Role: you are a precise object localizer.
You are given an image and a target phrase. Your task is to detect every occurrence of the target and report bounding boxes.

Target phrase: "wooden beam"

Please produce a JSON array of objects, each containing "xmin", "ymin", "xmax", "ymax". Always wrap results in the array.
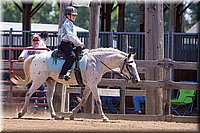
[
  {"xmin": 58, "ymin": 112, "xmax": 200, "ymax": 123},
  {"xmin": 30, "ymin": 0, "xmax": 46, "ymax": 18},
  {"xmin": 86, "ymin": 0, "xmax": 101, "ymax": 113},
  {"xmin": 12, "ymin": 1, "xmax": 23, "ymax": 12},
  {"xmin": 22, "ymin": 3, "xmax": 32, "ymax": 46},
  {"xmin": 125, "ymin": 90, "xmax": 146, "ymax": 96},
  {"xmin": 100, "ymin": 3, "xmax": 105, "ymax": 31},
  {"xmin": 99, "ymin": 79, "xmax": 163, "ymax": 88},
  {"xmin": 88, "ymin": 1, "xmax": 100, "ymax": 49},
  {"xmin": 105, "ymin": 3, "xmax": 113, "ymax": 31},
  {"xmin": 175, "ymin": 3, "xmax": 183, "ymax": 32},
  {"xmin": 55, "ymin": 0, "xmax": 71, "ymax": 113},
  {"xmin": 58, "ymin": 1, "xmax": 70, "ymax": 43},
  {"xmin": 117, "ymin": 3, "xmax": 125, "ymax": 32},
  {"xmin": 178, "ymin": 2, "xmax": 193, "ymax": 16},
  {"xmin": 2, "ymin": 59, "xmax": 198, "ymax": 71},
  {"xmin": 145, "ymin": 1, "xmax": 164, "ymax": 115},
  {"xmin": 169, "ymin": 3, "xmax": 175, "ymax": 59},
  {"xmin": 111, "ymin": 4, "xmax": 118, "ymax": 12}
]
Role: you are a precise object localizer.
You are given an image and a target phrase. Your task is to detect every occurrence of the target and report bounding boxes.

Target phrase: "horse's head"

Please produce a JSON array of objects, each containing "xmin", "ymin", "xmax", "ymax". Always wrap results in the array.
[{"xmin": 120, "ymin": 53, "xmax": 140, "ymax": 83}]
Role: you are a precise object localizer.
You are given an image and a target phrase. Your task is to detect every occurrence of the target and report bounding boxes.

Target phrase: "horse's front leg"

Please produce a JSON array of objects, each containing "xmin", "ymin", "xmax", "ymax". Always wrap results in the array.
[
  {"xmin": 91, "ymin": 86, "xmax": 109, "ymax": 122},
  {"xmin": 69, "ymin": 88, "xmax": 91, "ymax": 120},
  {"xmin": 46, "ymin": 78, "xmax": 64, "ymax": 120}
]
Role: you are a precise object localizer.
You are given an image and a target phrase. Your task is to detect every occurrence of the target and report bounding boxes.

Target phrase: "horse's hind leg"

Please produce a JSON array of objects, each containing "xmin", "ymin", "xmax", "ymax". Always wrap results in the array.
[
  {"xmin": 18, "ymin": 82, "xmax": 44, "ymax": 118},
  {"xmin": 46, "ymin": 78, "xmax": 64, "ymax": 120},
  {"xmin": 18, "ymin": 72, "xmax": 48, "ymax": 118},
  {"xmin": 69, "ymin": 87, "xmax": 91, "ymax": 120}
]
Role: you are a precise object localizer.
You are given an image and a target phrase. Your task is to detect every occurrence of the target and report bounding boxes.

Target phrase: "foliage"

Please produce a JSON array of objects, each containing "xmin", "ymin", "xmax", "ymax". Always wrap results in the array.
[
  {"xmin": 164, "ymin": 9, "xmax": 169, "ymax": 32},
  {"xmin": 2, "ymin": 2, "xmax": 22, "ymax": 22},
  {"xmin": 75, "ymin": 7, "xmax": 90, "ymax": 29},
  {"xmin": 110, "ymin": 2, "xmax": 118, "ymax": 31},
  {"xmin": 32, "ymin": 2, "xmax": 60, "ymax": 24},
  {"xmin": 183, "ymin": 2, "xmax": 200, "ymax": 32},
  {"xmin": 124, "ymin": 3, "xmax": 140, "ymax": 32}
]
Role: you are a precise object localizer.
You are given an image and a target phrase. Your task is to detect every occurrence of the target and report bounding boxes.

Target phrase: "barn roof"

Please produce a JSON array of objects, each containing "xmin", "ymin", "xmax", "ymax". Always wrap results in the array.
[
  {"xmin": 186, "ymin": 21, "xmax": 199, "ymax": 33},
  {"xmin": 0, "ymin": 21, "xmax": 88, "ymax": 32}
]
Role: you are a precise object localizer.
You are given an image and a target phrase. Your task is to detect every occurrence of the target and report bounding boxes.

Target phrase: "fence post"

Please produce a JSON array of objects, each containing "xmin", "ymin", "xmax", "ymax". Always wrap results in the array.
[
  {"xmin": 120, "ymin": 88, "xmax": 125, "ymax": 114},
  {"xmin": 145, "ymin": 2, "xmax": 164, "ymax": 115},
  {"xmin": 8, "ymin": 28, "xmax": 13, "ymax": 98},
  {"xmin": 53, "ymin": 83, "xmax": 63, "ymax": 112},
  {"xmin": 162, "ymin": 59, "xmax": 172, "ymax": 115},
  {"xmin": 9, "ymin": 28, "xmax": 13, "ymax": 58}
]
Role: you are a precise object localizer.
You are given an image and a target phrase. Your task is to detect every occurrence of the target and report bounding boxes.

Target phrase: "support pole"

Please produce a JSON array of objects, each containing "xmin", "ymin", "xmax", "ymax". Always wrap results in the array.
[
  {"xmin": 85, "ymin": 0, "xmax": 100, "ymax": 113},
  {"xmin": 145, "ymin": 1, "xmax": 164, "ymax": 115}
]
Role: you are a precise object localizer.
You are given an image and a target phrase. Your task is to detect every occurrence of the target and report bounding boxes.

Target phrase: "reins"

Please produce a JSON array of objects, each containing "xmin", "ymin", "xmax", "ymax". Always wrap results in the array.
[{"xmin": 94, "ymin": 56, "xmax": 130, "ymax": 81}]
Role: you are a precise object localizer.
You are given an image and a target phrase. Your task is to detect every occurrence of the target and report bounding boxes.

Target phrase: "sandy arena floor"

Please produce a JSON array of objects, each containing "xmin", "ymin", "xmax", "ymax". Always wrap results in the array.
[{"xmin": 1, "ymin": 111, "xmax": 199, "ymax": 132}]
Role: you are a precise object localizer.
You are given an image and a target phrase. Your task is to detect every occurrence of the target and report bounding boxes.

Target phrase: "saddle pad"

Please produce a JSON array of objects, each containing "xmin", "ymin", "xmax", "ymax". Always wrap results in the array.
[{"xmin": 46, "ymin": 49, "xmax": 89, "ymax": 72}]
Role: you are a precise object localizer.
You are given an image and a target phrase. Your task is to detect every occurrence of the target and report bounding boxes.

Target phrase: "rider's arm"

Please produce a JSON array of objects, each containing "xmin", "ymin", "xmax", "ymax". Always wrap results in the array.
[{"xmin": 62, "ymin": 20, "xmax": 83, "ymax": 46}]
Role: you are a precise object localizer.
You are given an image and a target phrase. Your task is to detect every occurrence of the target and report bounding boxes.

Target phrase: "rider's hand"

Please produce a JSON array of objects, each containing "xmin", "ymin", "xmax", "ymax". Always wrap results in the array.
[{"xmin": 80, "ymin": 43, "xmax": 85, "ymax": 48}]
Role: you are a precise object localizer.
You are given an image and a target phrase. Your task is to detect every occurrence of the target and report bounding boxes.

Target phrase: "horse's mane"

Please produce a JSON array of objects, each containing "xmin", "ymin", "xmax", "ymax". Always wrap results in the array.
[{"xmin": 90, "ymin": 48, "xmax": 127, "ymax": 57}]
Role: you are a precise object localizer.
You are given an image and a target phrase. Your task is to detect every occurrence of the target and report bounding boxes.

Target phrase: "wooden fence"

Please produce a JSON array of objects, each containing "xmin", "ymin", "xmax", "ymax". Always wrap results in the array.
[{"xmin": 60, "ymin": 58, "xmax": 199, "ymax": 122}]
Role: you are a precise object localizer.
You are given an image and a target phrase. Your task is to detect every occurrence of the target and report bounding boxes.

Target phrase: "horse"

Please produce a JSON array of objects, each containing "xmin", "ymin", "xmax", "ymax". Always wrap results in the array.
[{"xmin": 11, "ymin": 48, "xmax": 140, "ymax": 122}]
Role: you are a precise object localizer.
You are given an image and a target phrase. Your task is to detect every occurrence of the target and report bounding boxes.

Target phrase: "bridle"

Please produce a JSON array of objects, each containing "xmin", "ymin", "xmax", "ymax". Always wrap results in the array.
[
  {"xmin": 120, "ymin": 58, "xmax": 135, "ymax": 80},
  {"xmin": 95, "ymin": 56, "xmax": 133, "ymax": 81}
]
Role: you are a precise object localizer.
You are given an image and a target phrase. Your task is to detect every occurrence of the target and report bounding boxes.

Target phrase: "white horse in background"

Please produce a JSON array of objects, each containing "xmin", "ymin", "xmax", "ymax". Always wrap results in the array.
[{"xmin": 11, "ymin": 48, "xmax": 140, "ymax": 122}]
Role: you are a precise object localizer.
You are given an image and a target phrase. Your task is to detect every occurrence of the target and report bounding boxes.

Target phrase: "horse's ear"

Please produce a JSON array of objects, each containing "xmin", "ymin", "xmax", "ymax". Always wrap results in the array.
[
  {"xmin": 133, "ymin": 52, "xmax": 137, "ymax": 57},
  {"xmin": 128, "ymin": 52, "xmax": 136, "ymax": 59},
  {"xmin": 128, "ymin": 53, "xmax": 132, "ymax": 59}
]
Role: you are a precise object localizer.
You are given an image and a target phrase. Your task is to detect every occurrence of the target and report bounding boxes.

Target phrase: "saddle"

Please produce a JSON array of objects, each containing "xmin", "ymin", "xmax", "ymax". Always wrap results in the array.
[{"xmin": 51, "ymin": 46, "xmax": 85, "ymax": 86}]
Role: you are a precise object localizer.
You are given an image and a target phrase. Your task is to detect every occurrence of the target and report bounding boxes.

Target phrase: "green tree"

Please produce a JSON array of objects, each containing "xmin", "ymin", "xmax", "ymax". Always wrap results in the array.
[
  {"xmin": 183, "ymin": 2, "xmax": 200, "ymax": 32},
  {"xmin": 75, "ymin": 7, "xmax": 90, "ymax": 29},
  {"xmin": 124, "ymin": 3, "xmax": 140, "ymax": 32},
  {"xmin": 32, "ymin": 2, "xmax": 59, "ymax": 24},
  {"xmin": 164, "ymin": 9, "xmax": 169, "ymax": 32},
  {"xmin": 111, "ymin": 2, "xmax": 119, "ymax": 31},
  {"xmin": 2, "ymin": 2, "xmax": 22, "ymax": 22}
]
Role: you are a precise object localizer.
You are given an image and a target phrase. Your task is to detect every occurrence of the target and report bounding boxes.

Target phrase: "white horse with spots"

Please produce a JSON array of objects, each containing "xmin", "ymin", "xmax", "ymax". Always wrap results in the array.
[{"xmin": 11, "ymin": 48, "xmax": 140, "ymax": 122}]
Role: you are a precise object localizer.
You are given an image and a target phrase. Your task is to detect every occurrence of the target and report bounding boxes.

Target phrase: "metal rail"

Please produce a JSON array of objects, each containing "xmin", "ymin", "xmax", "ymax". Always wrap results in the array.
[{"xmin": 0, "ymin": 47, "xmax": 49, "ymax": 107}]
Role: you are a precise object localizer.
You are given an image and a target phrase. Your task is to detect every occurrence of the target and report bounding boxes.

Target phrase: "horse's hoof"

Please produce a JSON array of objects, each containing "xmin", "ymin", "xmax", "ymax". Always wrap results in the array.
[
  {"xmin": 18, "ymin": 111, "xmax": 26, "ymax": 118},
  {"xmin": 69, "ymin": 115, "xmax": 74, "ymax": 120},
  {"xmin": 18, "ymin": 111, "xmax": 25, "ymax": 118},
  {"xmin": 54, "ymin": 116, "xmax": 64, "ymax": 120},
  {"xmin": 53, "ymin": 116, "xmax": 64, "ymax": 120},
  {"xmin": 51, "ymin": 114, "xmax": 64, "ymax": 120},
  {"xmin": 103, "ymin": 118, "xmax": 109, "ymax": 122}
]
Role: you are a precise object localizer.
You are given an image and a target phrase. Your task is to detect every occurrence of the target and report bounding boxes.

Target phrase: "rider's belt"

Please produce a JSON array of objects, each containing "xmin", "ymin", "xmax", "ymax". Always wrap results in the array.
[{"xmin": 61, "ymin": 40, "xmax": 73, "ymax": 44}]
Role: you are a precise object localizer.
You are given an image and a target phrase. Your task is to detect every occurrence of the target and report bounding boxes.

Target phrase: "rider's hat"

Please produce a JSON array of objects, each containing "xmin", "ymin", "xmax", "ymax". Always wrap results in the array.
[{"xmin": 65, "ymin": 6, "xmax": 78, "ymax": 16}]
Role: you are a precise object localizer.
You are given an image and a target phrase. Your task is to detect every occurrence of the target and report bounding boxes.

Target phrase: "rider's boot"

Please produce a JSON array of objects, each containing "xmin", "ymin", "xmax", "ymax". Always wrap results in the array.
[
  {"xmin": 74, "ymin": 67, "xmax": 85, "ymax": 87},
  {"xmin": 64, "ymin": 70, "xmax": 71, "ymax": 80}
]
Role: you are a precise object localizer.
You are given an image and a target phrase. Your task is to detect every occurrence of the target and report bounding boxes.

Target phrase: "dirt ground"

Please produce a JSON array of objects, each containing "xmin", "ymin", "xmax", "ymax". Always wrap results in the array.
[{"xmin": 1, "ymin": 110, "xmax": 199, "ymax": 133}]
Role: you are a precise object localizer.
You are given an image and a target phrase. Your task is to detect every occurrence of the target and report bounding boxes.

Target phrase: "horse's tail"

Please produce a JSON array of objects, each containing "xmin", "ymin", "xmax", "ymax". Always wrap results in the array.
[{"xmin": 11, "ymin": 55, "xmax": 35, "ymax": 86}]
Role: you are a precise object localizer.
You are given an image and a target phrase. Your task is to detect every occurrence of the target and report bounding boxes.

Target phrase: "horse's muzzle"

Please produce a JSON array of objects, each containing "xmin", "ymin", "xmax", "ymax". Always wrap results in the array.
[
  {"xmin": 131, "ymin": 75, "xmax": 139, "ymax": 84},
  {"xmin": 131, "ymin": 78, "xmax": 138, "ymax": 84}
]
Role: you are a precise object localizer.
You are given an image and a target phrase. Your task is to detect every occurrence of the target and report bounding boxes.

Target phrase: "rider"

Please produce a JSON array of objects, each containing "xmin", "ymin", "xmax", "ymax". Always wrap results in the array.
[{"xmin": 58, "ymin": 6, "xmax": 85, "ymax": 80}]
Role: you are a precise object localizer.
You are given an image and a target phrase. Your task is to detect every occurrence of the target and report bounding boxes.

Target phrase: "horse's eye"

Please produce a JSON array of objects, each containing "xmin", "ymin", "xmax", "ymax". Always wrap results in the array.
[{"xmin": 127, "ymin": 64, "xmax": 132, "ymax": 67}]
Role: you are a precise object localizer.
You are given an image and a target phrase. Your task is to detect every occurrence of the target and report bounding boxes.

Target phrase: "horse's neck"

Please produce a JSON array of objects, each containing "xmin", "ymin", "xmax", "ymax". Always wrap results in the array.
[{"xmin": 92, "ymin": 51, "xmax": 125, "ymax": 70}]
